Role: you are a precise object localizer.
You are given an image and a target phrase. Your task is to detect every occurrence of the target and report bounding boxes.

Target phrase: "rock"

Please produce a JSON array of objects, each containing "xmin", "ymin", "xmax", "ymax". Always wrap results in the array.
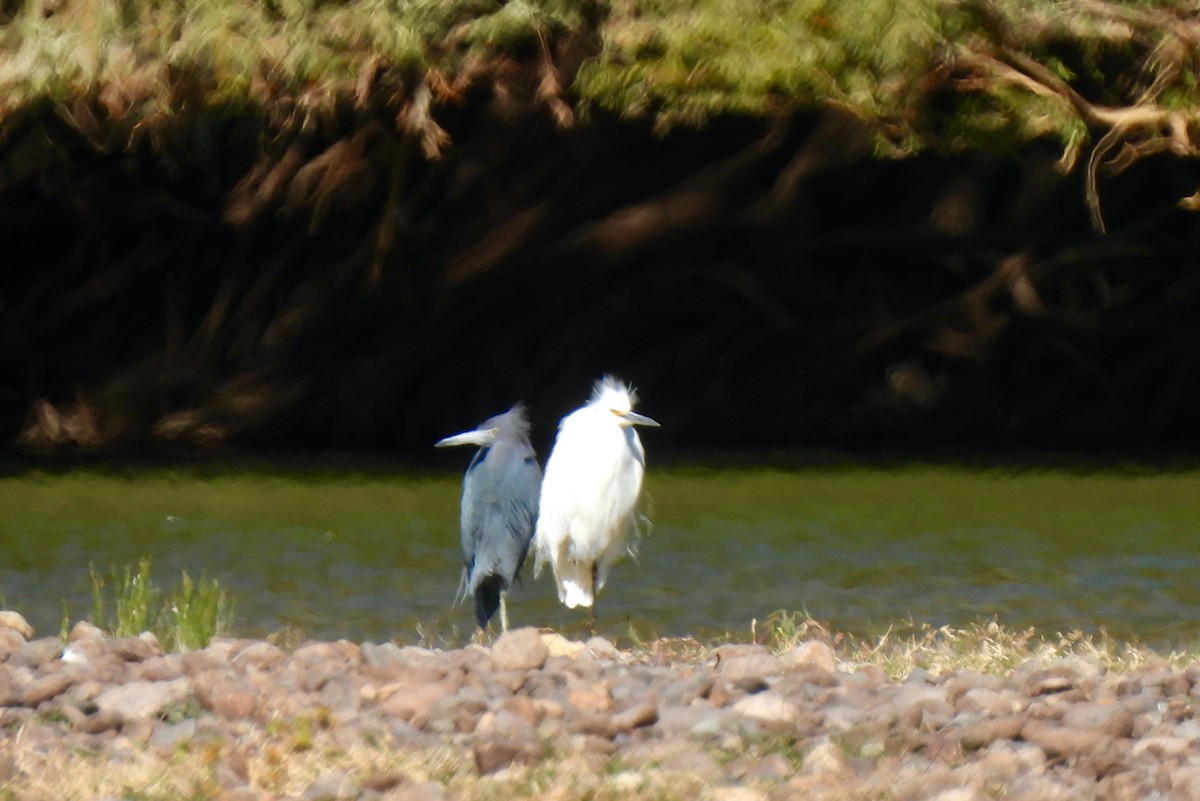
[
  {"xmin": 361, "ymin": 641, "xmax": 408, "ymax": 670},
  {"xmin": 0, "ymin": 666, "xmax": 17, "ymax": 705},
  {"xmin": 472, "ymin": 734, "xmax": 544, "ymax": 774},
  {"xmin": 977, "ymin": 740, "xmax": 1047, "ymax": 783},
  {"xmin": 0, "ymin": 629, "xmax": 25, "ymax": 660},
  {"xmin": 718, "ymin": 653, "xmax": 787, "ymax": 683},
  {"xmin": 1025, "ymin": 670, "xmax": 1075, "ymax": 696},
  {"xmin": 62, "ymin": 639, "xmax": 103, "ymax": 664},
  {"xmin": 707, "ymin": 789, "xmax": 768, "ymax": 801},
  {"xmin": 782, "ymin": 641, "xmax": 837, "ymax": 673},
  {"xmin": 135, "ymin": 655, "xmax": 185, "ymax": 682},
  {"xmin": 731, "ymin": 751, "xmax": 791, "ymax": 783},
  {"xmin": 925, "ymin": 789, "xmax": 988, "ymax": 801},
  {"xmin": 19, "ymin": 673, "xmax": 73, "ymax": 707},
  {"xmin": 231, "ymin": 641, "xmax": 286, "ymax": 671},
  {"xmin": 0, "ymin": 612, "xmax": 33, "ymax": 639},
  {"xmin": 149, "ymin": 719, "xmax": 197, "ymax": 750},
  {"xmin": 1061, "ymin": 701, "xmax": 1134, "ymax": 739},
  {"xmin": 731, "ymin": 692, "xmax": 801, "ymax": 728},
  {"xmin": 802, "ymin": 739, "xmax": 850, "ymax": 775},
  {"xmin": 715, "ymin": 644, "xmax": 771, "ymax": 661},
  {"xmin": 1167, "ymin": 765, "xmax": 1200, "ymax": 801},
  {"xmin": 542, "ymin": 632, "xmax": 585, "ymax": 658},
  {"xmin": 610, "ymin": 702, "xmax": 658, "ymax": 732},
  {"xmin": 568, "ymin": 681, "xmax": 612, "ymax": 714},
  {"xmin": 1019, "ymin": 719, "xmax": 1110, "ymax": 759},
  {"xmin": 110, "ymin": 635, "xmax": 164, "ymax": 662},
  {"xmin": 948, "ymin": 715, "xmax": 1025, "ymax": 750},
  {"xmin": 449, "ymin": 644, "xmax": 493, "ymax": 673},
  {"xmin": 955, "ymin": 687, "xmax": 1026, "ymax": 716},
  {"xmin": 67, "ymin": 621, "xmax": 105, "ymax": 643},
  {"xmin": 194, "ymin": 676, "xmax": 257, "ymax": 719},
  {"xmin": 293, "ymin": 640, "xmax": 363, "ymax": 668},
  {"xmin": 491, "ymin": 627, "xmax": 548, "ymax": 672},
  {"xmin": 1023, "ymin": 656, "xmax": 1104, "ymax": 696},
  {"xmin": 95, "ymin": 679, "xmax": 190, "ymax": 720},
  {"xmin": 662, "ymin": 671, "xmax": 715, "ymax": 706},
  {"xmin": 653, "ymin": 704, "xmax": 720, "ymax": 736},
  {"xmin": 77, "ymin": 709, "xmax": 124, "ymax": 734},
  {"xmin": 303, "ymin": 770, "xmax": 358, "ymax": 801},
  {"xmin": 942, "ymin": 671, "xmax": 1002, "ymax": 702},
  {"xmin": 1131, "ymin": 735, "xmax": 1192, "ymax": 759},
  {"xmin": 585, "ymin": 636, "xmax": 620, "ymax": 659},
  {"xmin": 362, "ymin": 772, "xmax": 409, "ymax": 793},
  {"xmin": 380, "ymin": 680, "xmax": 457, "ymax": 721},
  {"xmin": 10, "ymin": 637, "xmax": 62, "ymax": 669},
  {"xmin": 381, "ymin": 780, "xmax": 446, "ymax": 801}
]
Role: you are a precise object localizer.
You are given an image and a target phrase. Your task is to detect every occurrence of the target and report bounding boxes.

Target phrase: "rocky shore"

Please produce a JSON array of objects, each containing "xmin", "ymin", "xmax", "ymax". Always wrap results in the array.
[{"xmin": 0, "ymin": 612, "xmax": 1198, "ymax": 801}]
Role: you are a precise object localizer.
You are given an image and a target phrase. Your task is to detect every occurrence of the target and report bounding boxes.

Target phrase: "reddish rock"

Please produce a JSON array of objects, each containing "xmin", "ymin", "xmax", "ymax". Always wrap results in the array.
[
  {"xmin": 109, "ymin": 635, "xmax": 164, "ymax": 663},
  {"xmin": 95, "ymin": 679, "xmax": 190, "ymax": 720},
  {"xmin": 782, "ymin": 641, "xmax": 838, "ymax": 673},
  {"xmin": 19, "ymin": 673, "xmax": 72, "ymax": 707},
  {"xmin": 472, "ymin": 733, "xmax": 544, "ymax": 774},
  {"xmin": 491, "ymin": 627, "xmax": 548, "ymax": 672},
  {"xmin": 1061, "ymin": 702, "xmax": 1135, "ymax": 739},
  {"xmin": 380, "ymin": 680, "xmax": 457, "ymax": 722},
  {"xmin": 194, "ymin": 676, "xmax": 257, "ymax": 719},
  {"xmin": 1020, "ymin": 719, "xmax": 1111, "ymax": 759}
]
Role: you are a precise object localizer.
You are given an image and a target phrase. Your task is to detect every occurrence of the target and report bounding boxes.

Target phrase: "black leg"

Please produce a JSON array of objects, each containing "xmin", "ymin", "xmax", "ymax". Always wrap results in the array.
[{"xmin": 589, "ymin": 563, "xmax": 598, "ymax": 635}]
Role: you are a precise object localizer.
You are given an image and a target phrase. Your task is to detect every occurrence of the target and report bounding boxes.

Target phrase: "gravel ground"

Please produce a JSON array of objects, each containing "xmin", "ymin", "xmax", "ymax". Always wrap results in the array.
[{"xmin": 0, "ymin": 613, "xmax": 1198, "ymax": 800}]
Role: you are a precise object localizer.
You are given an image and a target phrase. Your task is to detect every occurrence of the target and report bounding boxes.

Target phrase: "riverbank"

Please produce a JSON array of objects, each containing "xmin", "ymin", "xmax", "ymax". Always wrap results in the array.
[
  {"xmin": 0, "ymin": 614, "xmax": 1196, "ymax": 800},
  {"xmin": 6, "ymin": 3, "xmax": 1200, "ymax": 455}
]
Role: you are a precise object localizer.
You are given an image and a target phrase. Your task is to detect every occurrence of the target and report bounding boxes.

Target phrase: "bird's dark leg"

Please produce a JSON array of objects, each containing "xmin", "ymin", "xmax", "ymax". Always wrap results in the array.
[{"xmin": 589, "ymin": 563, "xmax": 598, "ymax": 635}]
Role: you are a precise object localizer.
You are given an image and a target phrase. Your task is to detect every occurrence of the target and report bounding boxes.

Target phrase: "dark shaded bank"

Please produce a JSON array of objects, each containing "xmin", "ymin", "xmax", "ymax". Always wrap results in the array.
[{"xmin": 3, "ymin": 89, "xmax": 1200, "ymax": 458}]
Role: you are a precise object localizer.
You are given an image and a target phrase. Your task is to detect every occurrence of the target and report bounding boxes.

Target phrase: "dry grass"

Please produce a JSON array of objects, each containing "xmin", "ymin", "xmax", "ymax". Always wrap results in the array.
[
  {"xmin": 3, "ymin": 723, "xmax": 705, "ymax": 801},
  {"xmin": 756, "ymin": 610, "xmax": 1196, "ymax": 680},
  {"xmin": 620, "ymin": 610, "xmax": 1199, "ymax": 680}
]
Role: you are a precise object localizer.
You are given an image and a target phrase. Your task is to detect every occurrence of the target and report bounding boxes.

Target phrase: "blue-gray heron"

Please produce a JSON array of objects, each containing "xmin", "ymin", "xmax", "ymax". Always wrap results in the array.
[
  {"xmin": 435, "ymin": 404, "xmax": 541, "ymax": 630},
  {"xmin": 534, "ymin": 376, "xmax": 659, "ymax": 612}
]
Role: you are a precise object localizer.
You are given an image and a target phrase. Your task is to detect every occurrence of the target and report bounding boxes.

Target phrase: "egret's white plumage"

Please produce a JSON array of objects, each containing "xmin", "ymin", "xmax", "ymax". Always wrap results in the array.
[{"xmin": 534, "ymin": 376, "xmax": 659, "ymax": 609}]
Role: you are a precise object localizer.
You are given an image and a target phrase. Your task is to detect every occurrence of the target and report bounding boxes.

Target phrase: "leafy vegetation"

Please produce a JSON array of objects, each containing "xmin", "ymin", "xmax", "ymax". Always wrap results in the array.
[
  {"xmin": 80, "ymin": 557, "xmax": 234, "ymax": 652},
  {"xmin": 2, "ymin": 0, "xmax": 1198, "ymax": 150}
]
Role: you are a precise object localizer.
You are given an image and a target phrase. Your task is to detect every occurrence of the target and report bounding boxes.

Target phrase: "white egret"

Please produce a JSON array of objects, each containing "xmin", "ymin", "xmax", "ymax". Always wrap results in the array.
[{"xmin": 534, "ymin": 376, "xmax": 659, "ymax": 612}]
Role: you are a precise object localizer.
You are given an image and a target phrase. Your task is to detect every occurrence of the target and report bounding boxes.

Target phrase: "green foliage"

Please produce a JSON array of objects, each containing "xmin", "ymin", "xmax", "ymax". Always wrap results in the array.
[
  {"xmin": 1, "ymin": 0, "xmax": 1198, "ymax": 157},
  {"xmin": 83, "ymin": 557, "xmax": 235, "ymax": 652}
]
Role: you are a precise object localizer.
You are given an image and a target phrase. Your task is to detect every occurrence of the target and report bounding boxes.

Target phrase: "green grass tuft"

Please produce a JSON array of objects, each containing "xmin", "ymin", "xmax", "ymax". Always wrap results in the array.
[{"xmin": 78, "ymin": 556, "xmax": 234, "ymax": 652}]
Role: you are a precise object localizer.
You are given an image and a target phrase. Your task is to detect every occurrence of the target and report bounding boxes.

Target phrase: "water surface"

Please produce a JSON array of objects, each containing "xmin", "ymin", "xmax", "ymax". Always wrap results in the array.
[{"xmin": 2, "ymin": 461, "xmax": 1199, "ymax": 646}]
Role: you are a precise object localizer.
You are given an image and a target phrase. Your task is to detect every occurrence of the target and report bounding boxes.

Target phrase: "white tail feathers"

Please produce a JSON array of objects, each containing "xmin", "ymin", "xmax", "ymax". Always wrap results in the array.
[
  {"xmin": 561, "ymin": 579, "xmax": 594, "ymax": 609},
  {"xmin": 556, "ymin": 560, "xmax": 595, "ymax": 608}
]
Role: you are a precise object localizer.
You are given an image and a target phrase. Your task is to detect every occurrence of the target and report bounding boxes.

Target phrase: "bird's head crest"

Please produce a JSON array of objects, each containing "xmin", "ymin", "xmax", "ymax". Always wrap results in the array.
[
  {"xmin": 589, "ymin": 375, "xmax": 638, "ymax": 412},
  {"xmin": 485, "ymin": 403, "xmax": 532, "ymax": 436}
]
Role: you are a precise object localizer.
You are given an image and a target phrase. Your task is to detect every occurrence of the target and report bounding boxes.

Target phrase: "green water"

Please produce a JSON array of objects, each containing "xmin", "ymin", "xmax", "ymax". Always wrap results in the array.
[{"xmin": 2, "ymin": 461, "xmax": 1199, "ymax": 645}]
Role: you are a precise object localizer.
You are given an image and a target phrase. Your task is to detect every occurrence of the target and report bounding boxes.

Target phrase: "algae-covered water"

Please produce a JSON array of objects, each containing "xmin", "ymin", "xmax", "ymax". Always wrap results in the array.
[{"xmin": 1, "ymin": 459, "xmax": 1199, "ymax": 645}]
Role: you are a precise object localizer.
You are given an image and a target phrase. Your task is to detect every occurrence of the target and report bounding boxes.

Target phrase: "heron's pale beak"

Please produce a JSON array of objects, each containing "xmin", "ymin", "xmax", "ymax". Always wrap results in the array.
[
  {"xmin": 435, "ymin": 429, "xmax": 494, "ymax": 448},
  {"xmin": 621, "ymin": 411, "xmax": 660, "ymax": 428}
]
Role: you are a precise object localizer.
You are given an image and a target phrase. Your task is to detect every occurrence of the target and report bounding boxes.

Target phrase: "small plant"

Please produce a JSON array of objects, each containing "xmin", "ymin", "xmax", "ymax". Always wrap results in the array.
[
  {"xmin": 166, "ymin": 570, "xmax": 235, "ymax": 653},
  {"xmin": 78, "ymin": 557, "xmax": 234, "ymax": 652},
  {"xmin": 759, "ymin": 608, "xmax": 836, "ymax": 651},
  {"xmin": 91, "ymin": 558, "xmax": 159, "ymax": 638}
]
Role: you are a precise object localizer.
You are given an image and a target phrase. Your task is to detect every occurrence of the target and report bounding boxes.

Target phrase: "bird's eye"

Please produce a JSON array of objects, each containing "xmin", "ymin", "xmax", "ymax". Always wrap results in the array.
[{"xmin": 610, "ymin": 409, "xmax": 625, "ymax": 416}]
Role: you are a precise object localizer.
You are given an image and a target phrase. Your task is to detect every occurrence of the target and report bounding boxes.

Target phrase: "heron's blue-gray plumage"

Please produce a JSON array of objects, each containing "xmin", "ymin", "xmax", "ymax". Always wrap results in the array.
[{"xmin": 442, "ymin": 405, "xmax": 541, "ymax": 628}]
